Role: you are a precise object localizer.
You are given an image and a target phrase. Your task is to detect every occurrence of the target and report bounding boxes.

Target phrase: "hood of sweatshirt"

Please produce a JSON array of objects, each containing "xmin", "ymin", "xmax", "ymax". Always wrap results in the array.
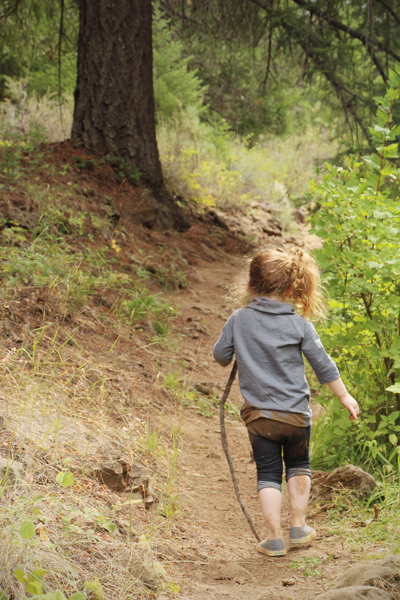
[{"xmin": 245, "ymin": 296, "xmax": 295, "ymax": 315}]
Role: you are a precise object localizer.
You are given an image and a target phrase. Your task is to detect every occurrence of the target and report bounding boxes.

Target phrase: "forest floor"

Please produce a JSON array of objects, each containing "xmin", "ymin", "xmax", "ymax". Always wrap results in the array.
[{"xmin": 0, "ymin": 141, "xmax": 396, "ymax": 600}]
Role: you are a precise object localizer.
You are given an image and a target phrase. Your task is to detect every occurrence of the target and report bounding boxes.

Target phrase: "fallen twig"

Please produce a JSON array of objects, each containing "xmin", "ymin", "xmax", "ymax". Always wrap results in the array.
[{"xmin": 219, "ymin": 360, "xmax": 261, "ymax": 542}]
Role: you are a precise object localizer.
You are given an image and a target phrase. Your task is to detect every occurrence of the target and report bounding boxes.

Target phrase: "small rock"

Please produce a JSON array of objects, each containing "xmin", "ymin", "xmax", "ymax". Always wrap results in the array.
[
  {"xmin": 312, "ymin": 465, "xmax": 376, "ymax": 500},
  {"xmin": 314, "ymin": 586, "xmax": 393, "ymax": 600},
  {"xmin": 206, "ymin": 209, "xmax": 230, "ymax": 231},
  {"xmin": 192, "ymin": 322, "xmax": 210, "ymax": 335},
  {"xmin": 207, "ymin": 452, "xmax": 221, "ymax": 460},
  {"xmin": 93, "ymin": 459, "xmax": 131, "ymax": 492},
  {"xmin": 93, "ymin": 460, "xmax": 143, "ymax": 493},
  {"xmin": 128, "ymin": 554, "xmax": 159, "ymax": 590},
  {"xmin": 217, "ymin": 562, "xmax": 256, "ymax": 585},
  {"xmin": 333, "ymin": 565, "xmax": 394, "ymax": 589},
  {"xmin": 194, "ymin": 382, "xmax": 217, "ymax": 396},
  {"xmin": 281, "ymin": 579, "xmax": 296, "ymax": 586},
  {"xmin": 191, "ymin": 304, "xmax": 213, "ymax": 315}
]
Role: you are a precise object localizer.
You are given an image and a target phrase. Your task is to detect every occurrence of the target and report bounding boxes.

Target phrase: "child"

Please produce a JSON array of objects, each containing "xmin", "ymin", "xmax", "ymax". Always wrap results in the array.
[{"xmin": 213, "ymin": 248, "xmax": 359, "ymax": 557}]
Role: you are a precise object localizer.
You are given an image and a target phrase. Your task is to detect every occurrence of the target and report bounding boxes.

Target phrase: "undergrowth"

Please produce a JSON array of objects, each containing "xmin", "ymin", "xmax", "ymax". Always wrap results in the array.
[
  {"xmin": 1, "ymin": 77, "xmax": 337, "ymax": 226},
  {"xmin": 0, "ymin": 325, "xmax": 186, "ymax": 599},
  {"xmin": 158, "ymin": 108, "xmax": 337, "ymax": 221}
]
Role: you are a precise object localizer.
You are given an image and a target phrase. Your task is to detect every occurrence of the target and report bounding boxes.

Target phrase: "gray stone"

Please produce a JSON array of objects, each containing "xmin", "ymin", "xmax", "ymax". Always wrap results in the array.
[
  {"xmin": 0, "ymin": 458, "xmax": 23, "ymax": 491},
  {"xmin": 13, "ymin": 412, "xmax": 108, "ymax": 455},
  {"xmin": 127, "ymin": 549, "xmax": 163, "ymax": 591},
  {"xmin": 380, "ymin": 555, "xmax": 400, "ymax": 571},
  {"xmin": 93, "ymin": 459, "xmax": 131, "ymax": 492},
  {"xmin": 92, "ymin": 460, "xmax": 144, "ymax": 493},
  {"xmin": 314, "ymin": 586, "xmax": 393, "ymax": 600},
  {"xmin": 312, "ymin": 465, "xmax": 376, "ymax": 500},
  {"xmin": 333, "ymin": 565, "xmax": 394, "ymax": 589},
  {"xmin": 217, "ymin": 562, "xmax": 257, "ymax": 585}
]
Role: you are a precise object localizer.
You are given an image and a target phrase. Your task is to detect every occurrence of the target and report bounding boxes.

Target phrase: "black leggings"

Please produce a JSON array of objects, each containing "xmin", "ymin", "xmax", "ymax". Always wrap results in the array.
[{"xmin": 247, "ymin": 418, "xmax": 311, "ymax": 492}]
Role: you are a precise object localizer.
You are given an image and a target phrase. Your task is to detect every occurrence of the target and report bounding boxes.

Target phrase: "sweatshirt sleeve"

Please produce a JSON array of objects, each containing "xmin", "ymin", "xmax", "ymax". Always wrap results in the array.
[
  {"xmin": 213, "ymin": 313, "xmax": 235, "ymax": 367},
  {"xmin": 301, "ymin": 321, "xmax": 340, "ymax": 384}
]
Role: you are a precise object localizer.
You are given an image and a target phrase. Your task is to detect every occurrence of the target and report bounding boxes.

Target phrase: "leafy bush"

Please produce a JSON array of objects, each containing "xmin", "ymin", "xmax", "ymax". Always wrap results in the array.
[{"xmin": 310, "ymin": 67, "xmax": 400, "ymax": 468}]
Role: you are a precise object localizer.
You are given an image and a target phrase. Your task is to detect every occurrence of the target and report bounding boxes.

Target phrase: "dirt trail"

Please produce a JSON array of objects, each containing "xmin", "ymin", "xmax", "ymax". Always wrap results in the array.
[{"xmin": 162, "ymin": 249, "xmax": 364, "ymax": 600}]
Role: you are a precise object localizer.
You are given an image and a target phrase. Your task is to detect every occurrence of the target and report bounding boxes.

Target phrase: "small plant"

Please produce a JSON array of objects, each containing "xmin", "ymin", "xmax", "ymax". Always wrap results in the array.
[
  {"xmin": 106, "ymin": 156, "xmax": 141, "ymax": 185},
  {"xmin": 73, "ymin": 156, "xmax": 96, "ymax": 170},
  {"xmin": 289, "ymin": 556, "xmax": 323, "ymax": 578},
  {"xmin": 137, "ymin": 429, "xmax": 166, "ymax": 459},
  {"xmin": 55, "ymin": 471, "xmax": 74, "ymax": 488},
  {"xmin": 14, "ymin": 569, "xmax": 85, "ymax": 599},
  {"xmin": 163, "ymin": 370, "xmax": 185, "ymax": 393},
  {"xmin": 84, "ymin": 578, "xmax": 104, "ymax": 600},
  {"xmin": 119, "ymin": 289, "xmax": 175, "ymax": 325}
]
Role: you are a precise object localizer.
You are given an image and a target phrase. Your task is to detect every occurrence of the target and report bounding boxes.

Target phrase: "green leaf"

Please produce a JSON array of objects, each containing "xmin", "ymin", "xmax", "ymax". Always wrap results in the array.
[
  {"xmin": 389, "ymin": 434, "xmax": 398, "ymax": 446},
  {"xmin": 55, "ymin": 471, "xmax": 64, "ymax": 485},
  {"xmin": 70, "ymin": 593, "xmax": 86, "ymax": 600},
  {"xmin": 32, "ymin": 569, "xmax": 46, "ymax": 579},
  {"xmin": 25, "ymin": 580, "xmax": 42, "ymax": 595},
  {"xmin": 0, "ymin": 589, "xmax": 9, "ymax": 600},
  {"xmin": 56, "ymin": 471, "xmax": 74, "ymax": 488},
  {"xmin": 14, "ymin": 569, "xmax": 27, "ymax": 584},
  {"xmin": 29, "ymin": 569, "xmax": 46, "ymax": 582},
  {"xmin": 386, "ymin": 383, "xmax": 400, "ymax": 393},
  {"xmin": 19, "ymin": 520, "xmax": 35, "ymax": 540}
]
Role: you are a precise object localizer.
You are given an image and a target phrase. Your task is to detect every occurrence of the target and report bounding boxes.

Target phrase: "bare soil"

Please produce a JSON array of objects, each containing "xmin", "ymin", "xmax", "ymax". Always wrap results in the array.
[
  {"xmin": 0, "ymin": 141, "xmax": 387, "ymax": 599},
  {"xmin": 160, "ymin": 252, "xmax": 372, "ymax": 600}
]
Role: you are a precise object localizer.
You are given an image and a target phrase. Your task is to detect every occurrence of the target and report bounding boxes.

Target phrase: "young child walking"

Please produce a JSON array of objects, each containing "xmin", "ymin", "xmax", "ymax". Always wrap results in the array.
[{"xmin": 213, "ymin": 248, "xmax": 359, "ymax": 557}]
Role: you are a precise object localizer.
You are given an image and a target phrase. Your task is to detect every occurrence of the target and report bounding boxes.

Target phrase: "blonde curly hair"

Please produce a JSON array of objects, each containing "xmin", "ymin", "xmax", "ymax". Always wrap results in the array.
[{"xmin": 230, "ymin": 247, "xmax": 325, "ymax": 320}]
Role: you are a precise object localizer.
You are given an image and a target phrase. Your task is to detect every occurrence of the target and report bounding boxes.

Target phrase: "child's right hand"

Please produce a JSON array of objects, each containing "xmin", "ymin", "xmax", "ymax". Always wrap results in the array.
[{"xmin": 339, "ymin": 393, "xmax": 359, "ymax": 420}]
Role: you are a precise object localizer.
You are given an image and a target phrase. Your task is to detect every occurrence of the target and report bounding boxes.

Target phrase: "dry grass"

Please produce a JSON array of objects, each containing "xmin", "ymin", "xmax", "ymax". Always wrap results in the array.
[
  {"xmin": 0, "ymin": 79, "xmax": 72, "ymax": 143},
  {"xmin": 0, "ymin": 322, "xmax": 185, "ymax": 599}
]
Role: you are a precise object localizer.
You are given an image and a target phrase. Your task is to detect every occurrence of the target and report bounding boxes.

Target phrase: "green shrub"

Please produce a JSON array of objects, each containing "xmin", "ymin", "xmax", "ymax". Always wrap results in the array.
[
  {"xmin": 310, "ymin": 67, "xmax": 400, "ymax": 468},
  {"xmin": 153, "ymin": 3, "xmax": 205, "ymax": 121}
]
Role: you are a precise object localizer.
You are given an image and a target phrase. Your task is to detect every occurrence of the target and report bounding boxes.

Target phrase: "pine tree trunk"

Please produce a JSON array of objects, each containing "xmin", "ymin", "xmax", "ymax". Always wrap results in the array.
[{"xmin": 71, "ymin": 0, "xmax": 188, "ymax": 231}]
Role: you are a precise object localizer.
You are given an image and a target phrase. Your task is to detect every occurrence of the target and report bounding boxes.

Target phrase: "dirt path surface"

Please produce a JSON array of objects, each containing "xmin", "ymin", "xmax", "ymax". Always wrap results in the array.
[{"xmin": 161, "ymin": 248, "xmax": 366, "ymax": 600}]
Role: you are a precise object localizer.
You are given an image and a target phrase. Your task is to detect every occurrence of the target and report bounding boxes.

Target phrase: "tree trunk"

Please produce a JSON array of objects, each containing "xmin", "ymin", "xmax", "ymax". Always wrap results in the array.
[{"xmin": 71, "ymin": 0, "xmax": 188, "ymax": 231}]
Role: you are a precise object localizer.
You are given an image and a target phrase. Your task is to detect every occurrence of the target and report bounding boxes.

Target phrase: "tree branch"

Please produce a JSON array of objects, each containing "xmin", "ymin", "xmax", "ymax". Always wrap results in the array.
[
  {"xmin": 292, "ymin": 0, "xmax": 400, "ymax": 64},
  {"xmin": 249, "ymin": 0, "xmax": 372, "ymax": 140},
  {"xmin": 375, "ymin": 0, "xmax": 400, "ymax": 28},
  {"xmin": 0, "ymin": 0, "xmax": 22, "ymax": 19}
]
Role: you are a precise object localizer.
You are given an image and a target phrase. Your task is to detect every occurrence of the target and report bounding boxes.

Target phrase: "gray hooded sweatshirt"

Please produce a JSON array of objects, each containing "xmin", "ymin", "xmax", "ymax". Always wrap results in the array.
[{"xmin": 213, "ymin": 297, "xmax": 339, "ymax": 427}]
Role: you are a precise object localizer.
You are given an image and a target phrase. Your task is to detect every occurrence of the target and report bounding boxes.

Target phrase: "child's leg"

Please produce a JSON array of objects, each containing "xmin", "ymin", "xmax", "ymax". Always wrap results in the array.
[
  {"xmin": 283, "ymin": 425, "xmax": 312, "ymax": 529},
  {"xmin": 259, "ymin": 487, "xmax": 282, "ymax": 539},
  {"xmin": 247, "ymin": 419, "xmax": 285, "ymax": 540},
  {"xmin": 287, "ymin": 475, "xmax": 311, "ymax": 527}
]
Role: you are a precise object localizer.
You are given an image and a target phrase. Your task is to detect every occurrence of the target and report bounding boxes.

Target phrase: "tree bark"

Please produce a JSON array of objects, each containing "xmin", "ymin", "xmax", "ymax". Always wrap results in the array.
[{"xmin": 71, "ymin": 0, "xmax": 189, "ymax": 231}]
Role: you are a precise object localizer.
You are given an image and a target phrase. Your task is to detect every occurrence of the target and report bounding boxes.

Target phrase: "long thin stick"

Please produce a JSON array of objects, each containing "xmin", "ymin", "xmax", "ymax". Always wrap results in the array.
[{"xmin": 219, "ymin": 361, "xmax": 261, "ymax": 542}]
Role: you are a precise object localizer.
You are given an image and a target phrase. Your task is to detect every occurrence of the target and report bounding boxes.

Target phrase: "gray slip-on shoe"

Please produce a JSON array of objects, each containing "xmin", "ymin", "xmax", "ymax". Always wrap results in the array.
[
  {"xmin": 257, "ymin": 537, "xmax": 287, "ymax": 557},
  {"xmin": 289, "ymin": 524, "xmax": 316, "ymax": 545}
]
